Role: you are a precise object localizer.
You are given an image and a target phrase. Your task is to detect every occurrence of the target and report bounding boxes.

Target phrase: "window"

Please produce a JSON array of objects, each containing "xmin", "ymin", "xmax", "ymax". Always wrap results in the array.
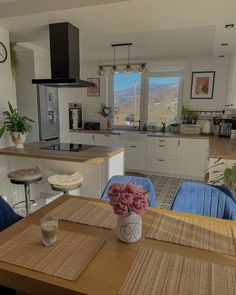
[
  {"xmin": 113, "ymin": 73, "xmax": 141, "ymax": 127},
  {"xmin": 147, "ymin": 76, "xmax": 182, "ymax": 126},
  {"xmin": 111, "ymin": 72, "xmax": 182, "ymax": 128}
]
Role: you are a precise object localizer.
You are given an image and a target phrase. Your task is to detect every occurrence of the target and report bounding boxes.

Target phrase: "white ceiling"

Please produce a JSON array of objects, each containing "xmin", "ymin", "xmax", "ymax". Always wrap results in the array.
[{"xmin": 0, "ymin": 0, "xmax": 236, "ymax": 62}]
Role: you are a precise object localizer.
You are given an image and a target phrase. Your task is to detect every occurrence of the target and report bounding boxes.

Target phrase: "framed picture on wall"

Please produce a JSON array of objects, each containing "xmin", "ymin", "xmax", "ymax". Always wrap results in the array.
[
  {"xmin": 190, "ymin": 71, "xmax": 215, "ymax": 99},
  {"xmin": 87, "ymin": 78, "xmax": 100, "ymax": 96}
]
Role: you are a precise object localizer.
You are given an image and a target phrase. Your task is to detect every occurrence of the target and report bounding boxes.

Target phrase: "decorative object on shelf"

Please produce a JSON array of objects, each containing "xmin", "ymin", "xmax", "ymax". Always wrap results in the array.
[
  {"xmin": 87, "ymin": 78, "xmax": 100, "ymax": 96},
  {"xmin": 108, "ymin": 182, "xmax": 148, "ymax": 243},
  {"xmin": 97, "ymin": 43, "xmax": 147, "ymax": 76},
  {"xmin": 190, "ymin": 71, "xmax": 215, "ymax": 99},
  {"xmin": 205, "ymin": 159, "xmax": 236, "ymax": 199},
  {"xmin": 0, "ymin": 41, "xmax": 7, "ymax": 63},
  {"xmin": 98, "ymin": 104, "xmax": 113, "ymax": 129},
  {"xmin": 10, "ymin": 42, "xmax": 20, "ymax": 79},
  {"xmin": 161, "ymin": 121, "xmax": 166, "ymax": 133},
  {"xmin": 0, "ymin": 101, "xmax": 34, "ymax": 148}
]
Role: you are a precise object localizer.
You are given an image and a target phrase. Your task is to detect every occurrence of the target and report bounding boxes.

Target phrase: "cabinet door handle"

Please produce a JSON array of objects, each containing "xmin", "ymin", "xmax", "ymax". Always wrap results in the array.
[
  {"xmin": 104, "ymin": 134, "xmax": 110, "ymax": 137},
  {"xmin": 92, "ymin": 135, "xmax": 95, "ymax": 141},
  {"xmin": 178, "ymin": 139, "xmax": 180, "ymax": 146},
  {"xmin": 130, "ymin": 145, "xmax": 137, "ymax": 148},
  {"xmin": 158, "ymin": 159, "xmax": 165, "ymax": 162},
  {"xmin": 158, "ymin": 140, "xmax": 166, "ymax": 142},
  {"xmin": 158, "ymin": 145, "xmax": 165, "ymax": 147}
]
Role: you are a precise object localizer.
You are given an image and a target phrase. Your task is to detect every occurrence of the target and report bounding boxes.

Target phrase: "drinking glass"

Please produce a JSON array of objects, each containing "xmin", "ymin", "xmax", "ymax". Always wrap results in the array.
[{"xmin": 40, "ymin": 216, "xmax": 58, "ymax": 247}]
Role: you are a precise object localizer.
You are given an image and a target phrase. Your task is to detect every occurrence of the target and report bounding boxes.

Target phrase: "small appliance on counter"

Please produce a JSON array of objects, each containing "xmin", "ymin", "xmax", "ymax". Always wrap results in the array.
[
  {"xmin": 69, "ymin": 103, "xmax": 82, "ymax": 130},
  {"xmin": 202, "ymin": 120, "xmax": 212, "ymax": 134},
  {"xmin": 218, "ymin": 119, "xmax": 232, "ymax": 137},
  {"xmin": 84, "ymin": 122, "xmax": 100, "ymax": 130}
]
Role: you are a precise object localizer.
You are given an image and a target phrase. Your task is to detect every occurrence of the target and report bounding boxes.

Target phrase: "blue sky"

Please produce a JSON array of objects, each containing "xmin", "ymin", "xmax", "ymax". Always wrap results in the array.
[{"xmin": 114, "ymin": 73, "xmax": 180, "ymax": 91}]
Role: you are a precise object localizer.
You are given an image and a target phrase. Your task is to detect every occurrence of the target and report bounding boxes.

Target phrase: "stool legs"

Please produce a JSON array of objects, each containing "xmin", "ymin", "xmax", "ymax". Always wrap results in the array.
[{"xmin": 24, "ymin": 183, "xmax": 31, "ymax": 216}]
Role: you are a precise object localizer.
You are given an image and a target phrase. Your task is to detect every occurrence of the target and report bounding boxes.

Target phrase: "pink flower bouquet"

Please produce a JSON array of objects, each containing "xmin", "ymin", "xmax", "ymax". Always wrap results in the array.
[{"xmin": 108, "ymin": 183, "xmax": 149, "ymax": 216}]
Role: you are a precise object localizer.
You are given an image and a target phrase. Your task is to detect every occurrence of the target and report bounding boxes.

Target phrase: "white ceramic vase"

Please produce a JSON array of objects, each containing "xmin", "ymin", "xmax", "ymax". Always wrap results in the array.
[
  {"xmin": 10, "ymin": 132, "xmax": 26, "ymax": 149},
  {"xmin": 116, "ymin": 212, "xmax": 142, "ymax": 243}
]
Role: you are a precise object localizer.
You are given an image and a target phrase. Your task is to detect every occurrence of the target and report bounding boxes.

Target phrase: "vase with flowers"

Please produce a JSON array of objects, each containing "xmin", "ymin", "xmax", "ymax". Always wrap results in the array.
[{"xmin": 108, "ymin": 182, "xmax": 148, "ymax": 243}]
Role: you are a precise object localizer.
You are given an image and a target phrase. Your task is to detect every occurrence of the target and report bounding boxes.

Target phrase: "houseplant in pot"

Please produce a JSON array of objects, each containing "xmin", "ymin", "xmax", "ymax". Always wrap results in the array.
[
  {"xmin": 0, "ymin": 101, "xmax": 34, "ymax": 148},
  {"xmin": 108, "ymin": 182, "xmax": 148, "ymax": 243}
]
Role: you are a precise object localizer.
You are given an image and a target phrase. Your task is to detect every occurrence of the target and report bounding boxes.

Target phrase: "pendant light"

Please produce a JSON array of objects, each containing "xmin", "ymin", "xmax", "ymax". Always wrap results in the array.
[
  {"xmin": 124, "ymin": 44, "xmax": 133, "ymax": 73},
  {"xmin": 98, "ymin": 66, "xmax": 105, "ymax": 76},
  {"xmin": 139, "ymin": 63, "xmax": 147, "ymax": 73},
  {"xmin": 111, "ymin": 45, "xmax": 119, "ymax": 74}
]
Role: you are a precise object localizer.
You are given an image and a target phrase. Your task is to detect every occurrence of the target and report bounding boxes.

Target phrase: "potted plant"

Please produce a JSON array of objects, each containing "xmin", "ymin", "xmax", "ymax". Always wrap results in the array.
[
  {"xmin": 98, "ymin": 104, "xmax": 113, "ymax": 129},
  {"xmin": 204, "ymin": 158, "xmax": 236, "ymax": 199},
  {"xmin": 108, "ymin": 182, "xmax": 148, "ymax": 243},
  {"xmin": 0, "ymin": 101, "xmax": 34, "ymax": 148}
]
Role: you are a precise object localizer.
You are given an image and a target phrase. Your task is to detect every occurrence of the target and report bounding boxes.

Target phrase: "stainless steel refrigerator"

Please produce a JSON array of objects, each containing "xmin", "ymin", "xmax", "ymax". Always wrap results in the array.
[
  {"xmin": 17, "ymin": 84, "xmax": 60, "ymax": 143},
  {"xmin": 37, "ymin": 85, "xmax": 60, "ymax": 141}
]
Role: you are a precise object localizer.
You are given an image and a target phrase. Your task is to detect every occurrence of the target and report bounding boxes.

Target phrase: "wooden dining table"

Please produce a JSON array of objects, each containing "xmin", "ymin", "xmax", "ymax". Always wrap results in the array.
[{"xmin": 0, "ymin": 195, "xmax": 236, "ymax": 295}]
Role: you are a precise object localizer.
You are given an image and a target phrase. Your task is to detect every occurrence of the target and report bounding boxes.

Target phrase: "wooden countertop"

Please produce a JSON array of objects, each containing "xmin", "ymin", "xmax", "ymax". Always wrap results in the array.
[
  {"xmin": 0, "ymin": 195, "xmax": 235, "ymax": 295},
  {"xmin": 0, "ymin": 142, "xmax": 124, "ymax": 165},
  {"xmin": 71, "ymin": 129, "xmax": 209, "ymax": 140},
  {"xmin": 209, "ymin": 136, "xmax": 236, "ymax": 160}
]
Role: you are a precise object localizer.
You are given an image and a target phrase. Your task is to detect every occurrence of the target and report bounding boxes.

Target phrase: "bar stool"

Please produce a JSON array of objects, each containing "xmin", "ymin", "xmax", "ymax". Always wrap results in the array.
[
  {"xmin": 8, "ymin": 167, "xmax": 42, "ymax": 216},
  {"xmin": 48, "ymin": 172, "xmax": 84, "ymax": 194}
]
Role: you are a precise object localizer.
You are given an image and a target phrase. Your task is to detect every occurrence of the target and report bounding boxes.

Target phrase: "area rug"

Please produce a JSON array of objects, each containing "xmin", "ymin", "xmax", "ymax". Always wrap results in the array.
[{"xmin": 147, "ymin": 175, "xmax": 201, "ymax": 209}]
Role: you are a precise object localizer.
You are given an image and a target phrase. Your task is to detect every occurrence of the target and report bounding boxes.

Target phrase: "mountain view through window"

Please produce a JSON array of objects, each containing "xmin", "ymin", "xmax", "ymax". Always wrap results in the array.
[{"xmin": 113, "ymin": 73, "xmax": 181, "ymax": 127}]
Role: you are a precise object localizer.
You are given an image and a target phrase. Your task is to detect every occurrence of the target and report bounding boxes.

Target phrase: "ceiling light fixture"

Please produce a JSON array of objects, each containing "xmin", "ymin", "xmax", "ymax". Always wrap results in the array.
[
  {"xmin": 97, "ymin": 43, "xmax": 147, "ymax": 76},
  {"xmin": 225, "ymin": 24, "xmax": 234, "ymax": 29}
]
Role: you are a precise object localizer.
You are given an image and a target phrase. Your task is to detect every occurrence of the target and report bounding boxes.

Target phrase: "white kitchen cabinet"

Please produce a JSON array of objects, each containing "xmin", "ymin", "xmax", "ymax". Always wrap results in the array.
[
  {"xmin": 176, "ymin": 138, "xmax": 209, "ymax": 179},
  {"xmin": 71, "ymin": 133, "xmax": 95, "ymax": 145},
  {"xmin": 147, "ymin": 137, "xmax": 178, "ymax": 175},
  {"xmin": 94, "ymin": 134, "xmax": 119, "ymax": 146},
  {"xmin": 124, "ymin": 144, "xmax": 147, "ymax": 171}
]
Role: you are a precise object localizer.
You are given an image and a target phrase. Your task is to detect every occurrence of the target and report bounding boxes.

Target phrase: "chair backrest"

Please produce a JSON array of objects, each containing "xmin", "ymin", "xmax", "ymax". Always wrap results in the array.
[
  {"xmin": 171, "ymin": 182, "xmax": 236, "ymax": 220},
  {"xmin": 0, "ymin": 196, "xmax": 23, "ymax": 231},
  {"xmin": 101, "ymin": 175, "xmax": 157, "ymax": 207}
]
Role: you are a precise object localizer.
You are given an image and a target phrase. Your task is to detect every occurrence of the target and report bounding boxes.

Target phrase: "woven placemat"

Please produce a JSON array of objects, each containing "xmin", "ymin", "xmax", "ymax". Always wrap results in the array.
[
  {"xmin": 146, "ymin": 212, "xmax": 236, "ymax": 256},
  {"xmin": 45, "ymin": 198, "xmax": 116, "ymax": 230},
  {"xmin": 119, "ymin": 247, "xmax": 236, "ymax": 295},
  {"xmin": 0, "ymin": 224, "xmax": 104, "ymax": 281}
]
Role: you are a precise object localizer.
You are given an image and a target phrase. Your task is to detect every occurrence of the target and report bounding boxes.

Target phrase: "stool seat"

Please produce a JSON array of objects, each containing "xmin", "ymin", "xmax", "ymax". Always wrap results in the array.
[
  {"xmin": 48, "ymin": 172, "xmax": 83, "ymax": 194},
  {"xmin": 8, "ymin": 168, "xmax": 42, "ymax": 183}
]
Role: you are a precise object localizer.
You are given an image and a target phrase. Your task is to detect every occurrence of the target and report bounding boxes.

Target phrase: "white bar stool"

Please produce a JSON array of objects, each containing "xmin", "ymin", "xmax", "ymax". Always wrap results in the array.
[{"xmin": 48, "ymin": 172, "xmax": 84, "ymax": 194}]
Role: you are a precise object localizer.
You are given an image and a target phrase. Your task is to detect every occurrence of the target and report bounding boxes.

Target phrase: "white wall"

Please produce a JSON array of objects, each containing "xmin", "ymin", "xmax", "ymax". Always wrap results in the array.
[
  {"xmin": 58, "ymin": 55, "xmax": 230, "ymax": 137},
  {"xmin": 0, "ymin": 27, "xmax": 17, "ymax": 203}
]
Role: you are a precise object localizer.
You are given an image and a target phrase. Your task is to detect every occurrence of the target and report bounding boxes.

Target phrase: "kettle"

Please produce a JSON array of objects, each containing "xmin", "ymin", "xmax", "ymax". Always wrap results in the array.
[{"xmin": 202, "ymin": 120, "xmax": 211, "ymax": 134}]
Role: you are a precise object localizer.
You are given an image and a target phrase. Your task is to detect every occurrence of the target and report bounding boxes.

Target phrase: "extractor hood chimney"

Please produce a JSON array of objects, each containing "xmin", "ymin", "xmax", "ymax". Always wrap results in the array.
[{"xmin": 32, "ymin": 22, "xmax": 95, "ymax": 88}]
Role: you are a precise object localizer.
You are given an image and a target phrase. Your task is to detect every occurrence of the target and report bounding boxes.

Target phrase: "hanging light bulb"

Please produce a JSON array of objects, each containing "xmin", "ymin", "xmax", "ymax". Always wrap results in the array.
[
  {"xmin": 98, "ymin": 66, "xmax": 105, "ymax": 76},
  {"xmin": 124, "ymin": 44, "xmax": 133, "ymax": 73},
  {"xmin": 139, "ymin": 63, "xmax": 147, "ymax": 73},
  {"xmin": 111, "ymin": 65, "xmax": 119, "ymax": 74}
]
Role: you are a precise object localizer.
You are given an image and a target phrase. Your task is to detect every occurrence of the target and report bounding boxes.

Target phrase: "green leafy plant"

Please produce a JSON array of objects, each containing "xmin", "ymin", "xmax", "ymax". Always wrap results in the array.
[
  {"xmin": 10, "ymin": 42, "xmax": 20, "ymax": 79},
  {"xmin": 0, "ymin": 101, "xmax": 34, "ymax": 137},
  {"xmin": 160, "ymin": 121, "xmax": 166, "ymax": 133},
  {"xmin": 204, "ymin": 158, "xmax": 236, "ymax": 199},
  {"xmin": 181, "ymin": 105, "xmax": 198, "ymax": 124}
]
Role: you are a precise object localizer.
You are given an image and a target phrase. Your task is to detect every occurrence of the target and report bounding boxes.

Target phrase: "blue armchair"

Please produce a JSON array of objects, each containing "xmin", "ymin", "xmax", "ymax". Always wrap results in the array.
[
  {"xmin": 0, "ymin": 196, "xmax": 23, "ymax": 232},
  {"xmin": 171, "ymin": 182, "xmax": 236, "ymax": 220},
  {"xmin": 101, "ymin": 175, "xmax": 157, "ymax": 207}
]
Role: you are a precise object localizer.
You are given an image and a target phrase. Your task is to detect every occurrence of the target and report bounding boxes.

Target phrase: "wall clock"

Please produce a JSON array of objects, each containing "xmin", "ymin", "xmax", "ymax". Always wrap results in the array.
[{"xmin": 0, "ymin": 42, "xmax": 7, "ymax": 63}]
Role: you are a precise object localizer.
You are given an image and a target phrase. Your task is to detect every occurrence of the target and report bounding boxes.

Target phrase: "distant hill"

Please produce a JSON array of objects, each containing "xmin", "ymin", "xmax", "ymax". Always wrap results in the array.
[
  {"xmin": 114, "ymin": 83, "xmax": 177, "ymax": 104},
  {"xmin": 114, "ymin": 82, "xmax": 179, "ymax": 126}
]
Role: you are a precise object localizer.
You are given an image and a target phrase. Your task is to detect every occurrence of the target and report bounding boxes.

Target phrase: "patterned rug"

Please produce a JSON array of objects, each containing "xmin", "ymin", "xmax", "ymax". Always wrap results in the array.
[{"xmin": 148, "ymin": 175, "xmax": 194, "ymax": 209}]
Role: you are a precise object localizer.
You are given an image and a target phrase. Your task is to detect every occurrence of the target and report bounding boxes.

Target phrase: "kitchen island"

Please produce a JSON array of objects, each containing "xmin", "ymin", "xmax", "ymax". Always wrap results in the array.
[{"xmin": 0, "ymin": 142, "xmax": 124, "ymax": 205}]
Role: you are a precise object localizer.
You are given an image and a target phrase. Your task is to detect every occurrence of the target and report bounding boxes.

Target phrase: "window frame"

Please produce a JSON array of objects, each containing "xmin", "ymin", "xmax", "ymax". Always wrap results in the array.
[{"xmin": 109, "ymin": 71, "xmax": 183, "ymax": 129}]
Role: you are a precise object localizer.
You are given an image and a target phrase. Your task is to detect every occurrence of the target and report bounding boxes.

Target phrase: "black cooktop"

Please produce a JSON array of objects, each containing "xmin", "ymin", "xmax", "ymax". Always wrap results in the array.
[{"xmin": 40, "ymin": 143, "xmax": 95, "ymax": 152}]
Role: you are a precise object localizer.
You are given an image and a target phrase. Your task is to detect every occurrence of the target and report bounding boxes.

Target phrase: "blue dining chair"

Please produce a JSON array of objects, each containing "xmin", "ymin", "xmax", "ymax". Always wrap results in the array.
[
  {"xmin": 101, "ymin": 175, "xmax": 157, "ymax": 207},
  {"xmin": 0, "ymin": 196, "xmax": 23, "ymax": 232},
  {"xmin": 171, "ymin": 182, "xmax": 236, "ymax": 220}
]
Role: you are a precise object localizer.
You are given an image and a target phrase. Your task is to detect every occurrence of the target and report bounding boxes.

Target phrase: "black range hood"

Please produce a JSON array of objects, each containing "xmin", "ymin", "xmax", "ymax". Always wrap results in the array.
[{"xmin": 32, "ymin": 22, "xmax": 95, "ymax": 88}]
